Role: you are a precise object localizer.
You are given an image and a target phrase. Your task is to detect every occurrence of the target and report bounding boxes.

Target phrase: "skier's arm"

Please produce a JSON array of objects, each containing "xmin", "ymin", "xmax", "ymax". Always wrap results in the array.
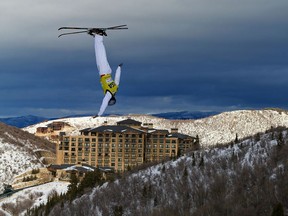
[
  {"xmin": 98, "ymin": 92, "xmax": 112, "ymax": 116},
  {"xmin": 114, "ymin": 63, "xmax": 122, "ymax": 86}
]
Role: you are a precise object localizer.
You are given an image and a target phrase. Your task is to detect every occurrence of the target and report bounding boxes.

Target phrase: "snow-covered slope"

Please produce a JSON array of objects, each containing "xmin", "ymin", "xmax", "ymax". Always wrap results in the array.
[
  {"xmin": 0, "ymin": 182, "xmax": 69, "ymax": 216},
  {"xmin": 24, "ymin": 109, "xmax": 288, "ymax": 147},
  {"xmin": 0, "ymin": 123, "xmax": 55, "ymax": 193}
]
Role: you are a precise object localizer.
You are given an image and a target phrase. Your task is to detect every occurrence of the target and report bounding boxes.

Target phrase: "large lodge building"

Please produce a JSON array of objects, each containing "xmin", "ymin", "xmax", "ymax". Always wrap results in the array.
[{"xmin": 57, "ymin": 119, "xmax": 199, "ymax": 172}]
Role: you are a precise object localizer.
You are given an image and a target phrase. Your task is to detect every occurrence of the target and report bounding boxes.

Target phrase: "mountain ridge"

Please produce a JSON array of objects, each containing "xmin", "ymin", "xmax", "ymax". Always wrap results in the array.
[
  {"xmin": 24, "ymin": 109, "xmax": 288, "ymax": 147},
  {"xmin": 0, "ymin": 111, "xmax": 218, "ymax": 128}
]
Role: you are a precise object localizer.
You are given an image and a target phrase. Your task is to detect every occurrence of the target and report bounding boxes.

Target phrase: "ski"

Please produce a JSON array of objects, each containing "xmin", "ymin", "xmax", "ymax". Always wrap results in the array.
[
  {"xmin": 58, "ymin": 30, "xmax": 89, "ymax": 38},
  {"xmin": 58, "ymin": 24, "xmax": 128, "ymax": 31},
  {"xmin": 58, "ymin": 25, "xmax": 128, "ymax": 38}
]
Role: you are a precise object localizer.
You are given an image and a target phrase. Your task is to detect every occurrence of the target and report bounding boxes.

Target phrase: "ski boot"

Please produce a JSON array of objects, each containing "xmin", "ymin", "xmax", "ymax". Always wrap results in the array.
[{"xmin": 88, "ymin": 28, "xmax": 107, "ymax": 36}]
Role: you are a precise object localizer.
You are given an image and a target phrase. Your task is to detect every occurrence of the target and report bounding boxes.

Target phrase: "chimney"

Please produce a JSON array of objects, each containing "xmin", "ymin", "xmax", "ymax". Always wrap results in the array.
[
  {"xmin": 143, "ymin": 123, "xmax": 154, "ymax": 129},
  {"xmin": 171, "ymin": 128, "xmax": 178, "ymax": 133}
]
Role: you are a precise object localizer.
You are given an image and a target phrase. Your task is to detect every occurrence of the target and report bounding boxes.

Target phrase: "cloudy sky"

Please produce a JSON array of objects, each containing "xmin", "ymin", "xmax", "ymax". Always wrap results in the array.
[{"xmin": 0, "ymin": 0, "xmax": 287, "ymax": 118}]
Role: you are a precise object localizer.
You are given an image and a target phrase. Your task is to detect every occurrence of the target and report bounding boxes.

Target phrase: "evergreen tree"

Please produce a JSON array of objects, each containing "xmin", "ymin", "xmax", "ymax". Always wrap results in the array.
[
  {"xmin": 277, "ymin": 132, "xmax": 284, "ymax": 146},
  {"xmin": 177, "ymin": 147, "xmax": 181, "ymax": 158},
  {"xmin": 78, "ymin": 169, "xmax": 104, "ymax": 195},
  {"xmin": 183, "ymin": 166, "xmax": 188, "ymax": 178},
  {"xmin": 67, "ymin": 173, "xmax": 79, "ymax": 201},
  {"xmin": 192, "ymin": 159, "xmax": 196, "ymax": 166},
  {"xmin": 113, "ymin": 205, "xmax": 124, "ymax": 216},
  {"xmin": 162, "ymin": 165, "xmax": 166, "ymax": 172},
  {"xmin": 255, "ymin": 133, "xmax": 261, "ymax": 142},
  {"xmin": 153, "ymin": 196, "xmax": 158, "ymax": 207},
  {"xmin": 271, "ymin": 203, "xmax": 284, "ymax": 216},
  {"xmin": 199, "ymin": 156, "xmax": 204, "ymax": 167},
  {"xmin": 234, "ymin": 133, "xmax": 239, "ymax": 143},
  {"xmin": 195, "ymin": 135, "xmax": 200, "ymax": 150}
]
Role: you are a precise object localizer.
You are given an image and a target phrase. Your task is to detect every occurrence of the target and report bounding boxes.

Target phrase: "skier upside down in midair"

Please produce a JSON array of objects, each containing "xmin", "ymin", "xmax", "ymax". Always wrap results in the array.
[{"xmin": 88, "ymin": 29, "xmax": 122, "ymax": 117}]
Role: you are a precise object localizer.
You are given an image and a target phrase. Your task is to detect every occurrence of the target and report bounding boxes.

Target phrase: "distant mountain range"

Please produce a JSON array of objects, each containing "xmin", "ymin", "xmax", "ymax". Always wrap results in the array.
[
  {"xmin": 153, "ymin": 111, "xmax": 218, "ymax": 120},
  {"xmin": 0, "ymin": 115, "xmax": 48, "ymax": 128},
  {"xmin": 0, "ymin": 111, "xmax": 218, "ymax": 128}
]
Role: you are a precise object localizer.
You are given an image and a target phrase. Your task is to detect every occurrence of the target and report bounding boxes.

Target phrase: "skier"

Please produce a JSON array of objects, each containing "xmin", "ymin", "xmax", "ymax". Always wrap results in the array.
[{"xmin": 88, "ymin": 29, "xmax": 122, "ymax": 117}]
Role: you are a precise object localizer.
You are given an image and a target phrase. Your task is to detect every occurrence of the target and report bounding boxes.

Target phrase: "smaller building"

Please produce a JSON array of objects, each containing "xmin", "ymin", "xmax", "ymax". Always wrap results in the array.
[
  {"xmin": 36, "ymin": 127, "xmax": 50, "ymax": 134},
  {"xmin": 47, "ymin": 163, "xmax": 112, "ymax": 181},
  {"xmin": 35, "ymin": 121, "xmax": 72, "ymax": 143},
  {"xmin": 47, "ymin": 122, "xmax": 69, "ymax": 131}
]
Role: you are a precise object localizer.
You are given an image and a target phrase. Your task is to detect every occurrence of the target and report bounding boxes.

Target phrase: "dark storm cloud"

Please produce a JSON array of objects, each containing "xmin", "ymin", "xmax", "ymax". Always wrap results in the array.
[{"xmin": 0, "ymin": 0, "xmax": 288, "ymax": 117}]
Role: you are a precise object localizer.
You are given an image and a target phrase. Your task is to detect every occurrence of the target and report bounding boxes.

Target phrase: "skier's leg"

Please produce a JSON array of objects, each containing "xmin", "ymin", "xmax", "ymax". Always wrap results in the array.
[{"xmin": 94, "ymin": 35, "xmax": 112, "ymax": 76}]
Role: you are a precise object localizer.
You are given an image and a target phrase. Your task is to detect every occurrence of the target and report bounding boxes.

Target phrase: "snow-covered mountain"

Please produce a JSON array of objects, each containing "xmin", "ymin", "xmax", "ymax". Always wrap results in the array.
[
  {"xmin": 24, "ymin": 109, "xmax": 288, "ymax": 147},
  {"xmin": 0, "ymin": 122, "xmax": 55, "ymax": 193}
]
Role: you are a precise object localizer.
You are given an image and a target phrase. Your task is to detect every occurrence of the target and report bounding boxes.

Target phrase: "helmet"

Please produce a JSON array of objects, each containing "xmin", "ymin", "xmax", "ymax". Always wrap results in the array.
[{"xmin": 108, "ymin": 96, "xmax": 116, "ymax": 106}]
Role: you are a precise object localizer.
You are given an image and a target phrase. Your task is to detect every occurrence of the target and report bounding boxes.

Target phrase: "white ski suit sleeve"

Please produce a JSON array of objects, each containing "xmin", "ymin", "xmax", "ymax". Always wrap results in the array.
[
  {"xmin": 98, "ymin": 92, "xmax": 112, "ymax": 116},
  {"xmin": 115, "ymin": 65, "xmax": 121, "ymax": 86}
]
